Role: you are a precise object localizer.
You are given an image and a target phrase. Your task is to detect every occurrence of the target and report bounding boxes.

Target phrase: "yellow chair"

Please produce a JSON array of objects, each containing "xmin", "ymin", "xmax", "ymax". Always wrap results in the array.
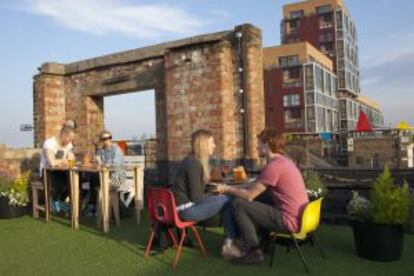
[{"xmin": 269, "ymin": 197, "xmax": 325, "ymax": 274}]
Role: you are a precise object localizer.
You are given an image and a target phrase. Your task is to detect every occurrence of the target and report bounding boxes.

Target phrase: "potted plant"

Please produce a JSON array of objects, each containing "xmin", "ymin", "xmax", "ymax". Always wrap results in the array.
[
  {"xmin": 0, "ymin": 171, "xmax": 31, "ymax": 219},
  {"xmin": 405, "ymin": 189, "xmax": 414, "ymax": 234},
  {"xmin": 347, "ymin": 167, "xmax": 410, "ymax": 261},
  {"xmin": 303, "ymin": 170, "xmax": 327, "ymax": 200}
]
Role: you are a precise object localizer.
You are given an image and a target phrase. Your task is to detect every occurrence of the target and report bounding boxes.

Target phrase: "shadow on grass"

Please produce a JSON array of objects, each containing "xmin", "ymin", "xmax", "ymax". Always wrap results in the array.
[{"xmin": 47, "ymin": 207, "xmax": 228, "ymax": 268}]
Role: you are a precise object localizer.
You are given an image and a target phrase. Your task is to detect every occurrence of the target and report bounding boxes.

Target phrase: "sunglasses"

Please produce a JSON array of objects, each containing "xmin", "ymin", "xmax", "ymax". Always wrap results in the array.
[{"xmin": 101, "ymin": 136, "xmax": 112, "ymax": 141}]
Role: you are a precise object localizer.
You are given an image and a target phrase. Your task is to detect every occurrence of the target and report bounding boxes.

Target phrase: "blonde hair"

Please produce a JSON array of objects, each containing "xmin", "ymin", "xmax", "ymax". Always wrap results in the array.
[{"xmin": 191, "ymin": 129, "xmax": 213, "ymax": 182}]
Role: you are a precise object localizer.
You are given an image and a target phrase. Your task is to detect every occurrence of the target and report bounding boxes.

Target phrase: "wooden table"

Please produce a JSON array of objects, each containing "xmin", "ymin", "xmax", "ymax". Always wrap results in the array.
[{"xmin": 44, "ymin": 165, "xmax": 143, "ymax": 233}]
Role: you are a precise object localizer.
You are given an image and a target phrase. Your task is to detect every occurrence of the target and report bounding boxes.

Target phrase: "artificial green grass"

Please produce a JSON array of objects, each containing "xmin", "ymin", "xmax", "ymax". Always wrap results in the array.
[{"xmin": 1, "ymin": 213, "xmax": 414, "ymax": 276}]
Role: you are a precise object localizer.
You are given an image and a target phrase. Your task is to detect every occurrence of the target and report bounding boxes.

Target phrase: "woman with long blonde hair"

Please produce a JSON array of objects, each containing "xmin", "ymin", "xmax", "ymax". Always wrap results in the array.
[{"xmin": 172, "ymin": 129, "xmax": 242, "ymax": 259}]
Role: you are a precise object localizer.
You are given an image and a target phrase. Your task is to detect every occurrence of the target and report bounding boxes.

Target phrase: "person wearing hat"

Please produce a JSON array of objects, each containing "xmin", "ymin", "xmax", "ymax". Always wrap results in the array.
[{"xmin": 96, "ymin": 130, "xmax": 126, "ymax": 190}]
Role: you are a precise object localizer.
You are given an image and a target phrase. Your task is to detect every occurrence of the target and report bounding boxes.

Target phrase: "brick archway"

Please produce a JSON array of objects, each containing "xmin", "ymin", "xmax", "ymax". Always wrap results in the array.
[{"xmin": 33, "ymin": 24, "xmax": 264, "ymax": 183}]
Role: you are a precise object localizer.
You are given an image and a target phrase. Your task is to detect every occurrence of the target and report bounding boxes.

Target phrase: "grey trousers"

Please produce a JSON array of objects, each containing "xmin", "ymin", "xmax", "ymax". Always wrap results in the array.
[{"xmin": 232, "ymin": 197, "xmax": 285, "ymax": 249}]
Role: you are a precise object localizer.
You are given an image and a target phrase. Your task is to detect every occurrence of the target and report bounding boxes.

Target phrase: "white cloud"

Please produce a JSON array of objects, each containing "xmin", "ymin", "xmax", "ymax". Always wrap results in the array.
[
  {"xmin": 11, "ymin": 0, "xmax": 208, "ymax": 39},
  {"xmin": 361, "ymin": 27, "xmax": 414, "ymax": 69},
  {"xmin": 361, "ymin": 76, "xmax": 380, "ymax": 87},
  {"xmin": 209, "ymin": 10, "xmax": 231, "ymax": 19}
]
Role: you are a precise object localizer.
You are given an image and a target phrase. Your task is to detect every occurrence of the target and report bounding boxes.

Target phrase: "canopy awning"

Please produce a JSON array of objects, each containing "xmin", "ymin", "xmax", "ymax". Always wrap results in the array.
[{"xmin": 355, "ymin": 111, "xmax": 372, "ymax": 132}]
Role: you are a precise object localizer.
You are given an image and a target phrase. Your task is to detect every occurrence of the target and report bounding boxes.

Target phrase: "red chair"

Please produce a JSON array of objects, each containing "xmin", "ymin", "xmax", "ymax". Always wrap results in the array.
[{"xmin": 144, "ymin": 187, "xmax": 207, "ymax": 269}]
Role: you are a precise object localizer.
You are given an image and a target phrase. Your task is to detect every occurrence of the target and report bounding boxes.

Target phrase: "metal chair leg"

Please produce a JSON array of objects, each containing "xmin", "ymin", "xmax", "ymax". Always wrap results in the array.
[
  {"xmin": 312, "ymin": 233, "xmax": 325, "ymax": 258},
  {"xmin": 290, "ymin": 234, "xmax": 309, "ymax": 274},
  {"xmin": 269, "ymin": 240, "xmax": 276, "ymax": 267}
]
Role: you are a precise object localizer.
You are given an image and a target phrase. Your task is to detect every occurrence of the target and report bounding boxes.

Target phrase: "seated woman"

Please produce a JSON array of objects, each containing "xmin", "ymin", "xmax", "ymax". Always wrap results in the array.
[
  {"xmin": 82, "ymin": 130, "xmax": 126, "ymax": 216},
  {"xmin": 171, "ymin": 129, "xmax": 242, "ymax": 259},
  {"xmin": 95, "ymin": 130, "xmax": 126, "ymax": 190}
]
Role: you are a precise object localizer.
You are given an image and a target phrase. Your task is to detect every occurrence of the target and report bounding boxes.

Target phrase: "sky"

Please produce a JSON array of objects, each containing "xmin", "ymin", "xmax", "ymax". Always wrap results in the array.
[{"xmin": 0, "ymin": 0, "xmax": 413, "ymax": 147}]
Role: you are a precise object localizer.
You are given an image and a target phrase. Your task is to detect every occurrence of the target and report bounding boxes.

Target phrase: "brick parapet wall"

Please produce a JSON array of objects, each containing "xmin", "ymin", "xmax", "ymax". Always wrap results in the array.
[{"xmin": 0, "ymin": 145, "xmax": 41, "ymax": 179}]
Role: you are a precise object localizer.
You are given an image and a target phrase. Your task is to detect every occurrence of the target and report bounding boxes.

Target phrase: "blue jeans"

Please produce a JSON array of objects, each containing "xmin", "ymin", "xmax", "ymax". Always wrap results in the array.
[{"xmin": 179, "ymin": 195, "xmax": 238, "ymax": 240}]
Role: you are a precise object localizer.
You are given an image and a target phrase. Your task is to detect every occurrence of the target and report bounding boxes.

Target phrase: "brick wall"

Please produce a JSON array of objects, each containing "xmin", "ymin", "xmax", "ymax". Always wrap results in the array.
[{"xmin": 0, "ymin": 145, "xmax": 41, "ymax": 179}]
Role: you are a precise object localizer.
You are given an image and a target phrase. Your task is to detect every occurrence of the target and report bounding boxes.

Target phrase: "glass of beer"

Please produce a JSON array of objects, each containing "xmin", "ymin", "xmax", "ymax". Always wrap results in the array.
[{"xmin": 67, "ymin": 159, "xmax": 76, "ymax": 168}]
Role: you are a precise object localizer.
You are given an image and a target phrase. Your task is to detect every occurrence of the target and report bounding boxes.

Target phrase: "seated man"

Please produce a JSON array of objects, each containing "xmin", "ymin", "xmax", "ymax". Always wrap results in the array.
[
  {"xmin": 215, "ymin": 128, "xmax": 308, "ymax": 265},
  {"xmin": 39, "ymin": 125, "xmax": 76, "ymax": 213}
]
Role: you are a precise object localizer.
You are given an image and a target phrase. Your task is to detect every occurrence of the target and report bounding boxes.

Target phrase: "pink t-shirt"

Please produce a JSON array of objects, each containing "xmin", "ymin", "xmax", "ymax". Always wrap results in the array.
[{"xmin": 257, "ymin": 155, "xmax": 308, "ymax": 232}]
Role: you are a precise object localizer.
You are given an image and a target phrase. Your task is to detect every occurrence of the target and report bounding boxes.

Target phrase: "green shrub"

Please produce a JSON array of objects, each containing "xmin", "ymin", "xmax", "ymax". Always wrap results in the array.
[
  {"xmin": 370, "ymin": 167, "xmax": 410, "ymax": 225},
  {"xmin": 347, "ymin": 167, "xmax": 410, "ymax": 225},
  {"xmin": 303, "ymin": 170, "xmax": 327, "ymax": 200}
]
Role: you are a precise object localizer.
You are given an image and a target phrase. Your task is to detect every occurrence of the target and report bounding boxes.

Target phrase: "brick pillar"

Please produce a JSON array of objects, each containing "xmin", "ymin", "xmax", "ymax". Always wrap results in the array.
[
  {"xmin": 217, "ymin": 41, "xmax": 239, "ymax": 162},
  {"xmin": 33, "ymin": 63, "xmax": 66, "ymax": 148},
  {"xmin": 74, "ymin": 96, "xmax": 104, "ymax": 154},
  {"xmin": 235, "ymin": 24, "xmax": 265, "ymax": 169}
]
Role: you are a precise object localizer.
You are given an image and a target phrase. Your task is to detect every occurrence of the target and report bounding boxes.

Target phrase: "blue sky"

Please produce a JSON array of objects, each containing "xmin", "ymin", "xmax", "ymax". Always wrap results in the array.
[{"xmin": 0, "ymin": 0, "xmax": 413, "ymax": 147}]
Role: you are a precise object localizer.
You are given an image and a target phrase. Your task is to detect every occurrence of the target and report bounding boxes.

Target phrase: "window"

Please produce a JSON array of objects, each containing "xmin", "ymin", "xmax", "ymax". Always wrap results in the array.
[
  {"xmin": 285, "ymin": 109, "xmax": 302, "ymax": 120},
  {"xmin": 335, "ymin": 10, "xmax": 343, "ymax": 29},
  {"xmin": 289, "ymin": 20, "xmax": 300, "ymax": 32},
  {"xmin": 319, "ymin": 33, "xmax": 333, "ymax": 43},
  {"xmin": 315, "ymin": 66, "xmax": 324, "ymax": 92},
  {"xmin": 307, "ymin": 106, "xmax": 315, "ymax": 119},
  {"xmin": 306, "ymin": 92, "xmax": 315, "ymax": 105},
  {"xmin": 304, "ymin": 64, "xmax": 314, "ymax": 91},
  {"xmin": 325, "ymin": 71, "xmax": 331, "ymax": 95},
  {"xmin": 279, "ymin": 55, "xmax": 299, "ymax": 67},
  {"xmin": 283, "ymin": 94, "xmax": 300, "ymax": 107},
  {"xmin": 290, "ymin": 67, "xmax": 300, "ymax": 78},
  {"xmin": 319, "ymin": 13, "xmax": 333, "ymax": 29},
  {"xmin": 316, "ymin": 4, "xmax": 331, "ymax": 14},
  {"xmin": 327, "ymin": 109, "xmax": 333, "ymax": 131},
  {"xmin": 290, "ymin": 10, "xmax": 304, "ymax": 19},
  {"xmin": 316, "ymin": 107, "xmax": 325, "ymax": 132}
]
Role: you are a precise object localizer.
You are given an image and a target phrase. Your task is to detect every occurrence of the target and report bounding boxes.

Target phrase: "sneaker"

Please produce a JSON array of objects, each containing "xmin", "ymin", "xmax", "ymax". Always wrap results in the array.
[
  {"xmin": 50, "ymin": 200, "xmax": 61, "ymax": 214},
  {"xmin": 221, "ymin": 242, "xmax": 244, "ymax": 260},
  {"xmin": 231, "ymin": 248, "xmax": 264, "ymax": 265},
  {"xmin": 58, "ymin": 201, "xmax": 71, "ymax": 213}
]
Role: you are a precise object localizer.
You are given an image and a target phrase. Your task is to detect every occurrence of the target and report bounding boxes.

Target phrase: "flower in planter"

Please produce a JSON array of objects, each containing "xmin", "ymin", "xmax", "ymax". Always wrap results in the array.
[
  {"xmin": 0, "ymin": 171, "xmax": 31, "ymax": 207},
  {"xmin": 347, "ymin": 190, "xmax": 372, "ymax": 222},
  {"xmin": 303, "ymin": 170, "xmax": 327, "ymax": 200}
]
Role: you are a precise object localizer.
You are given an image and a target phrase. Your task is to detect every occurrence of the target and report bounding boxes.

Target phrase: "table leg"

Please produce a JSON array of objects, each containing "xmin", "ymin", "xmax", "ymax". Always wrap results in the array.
[
  {"xmin": 69, "ymin": 170, "xmax": 74, "ymax": 228},
  {"xmin": 96, "ymin": 184, "xmax": 102, "ymax": 229},
  {"xmin": 44, "ymin": 168, "xmax": 51, "ymax": 224},
  {"xmin": 71, "ymin": 170, "xmax": 80, "ymax": 230},
  {"xmin": 134, "ymin": 166, "xmax": 143, "ymax": 225},
  {"xmin": 101, "ymin": 168, "xmax": 110, "ymax": 233}
]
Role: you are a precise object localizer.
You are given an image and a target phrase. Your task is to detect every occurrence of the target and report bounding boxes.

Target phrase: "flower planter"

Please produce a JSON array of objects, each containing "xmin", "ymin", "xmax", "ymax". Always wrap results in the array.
[
  {"xmin": 406, "ymin": 203, "xmax": 414, "ymax": 234},
  {"xmin": 352, "ymin": 221, "xmax": 404, "ymax": 262},
  {"xmin": 0, "ymin": 195, "xmax": 28, "ymax": 219}
]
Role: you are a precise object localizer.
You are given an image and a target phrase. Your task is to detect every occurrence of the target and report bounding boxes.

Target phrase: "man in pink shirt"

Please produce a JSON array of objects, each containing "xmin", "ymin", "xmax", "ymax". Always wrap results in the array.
[{"xmin": 215, "ymin": 128, "xmax": 308, "ymax": 265}]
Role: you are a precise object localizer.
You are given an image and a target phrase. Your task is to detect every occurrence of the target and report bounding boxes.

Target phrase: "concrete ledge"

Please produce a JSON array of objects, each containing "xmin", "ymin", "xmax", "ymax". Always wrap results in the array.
[
  {"xmin": 40, "ymin": 63, "xmax": 66, "ymax": 75},
  {"xmin": 64, "ymin": 30, "xmax": 232, "ymax": 74}
]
